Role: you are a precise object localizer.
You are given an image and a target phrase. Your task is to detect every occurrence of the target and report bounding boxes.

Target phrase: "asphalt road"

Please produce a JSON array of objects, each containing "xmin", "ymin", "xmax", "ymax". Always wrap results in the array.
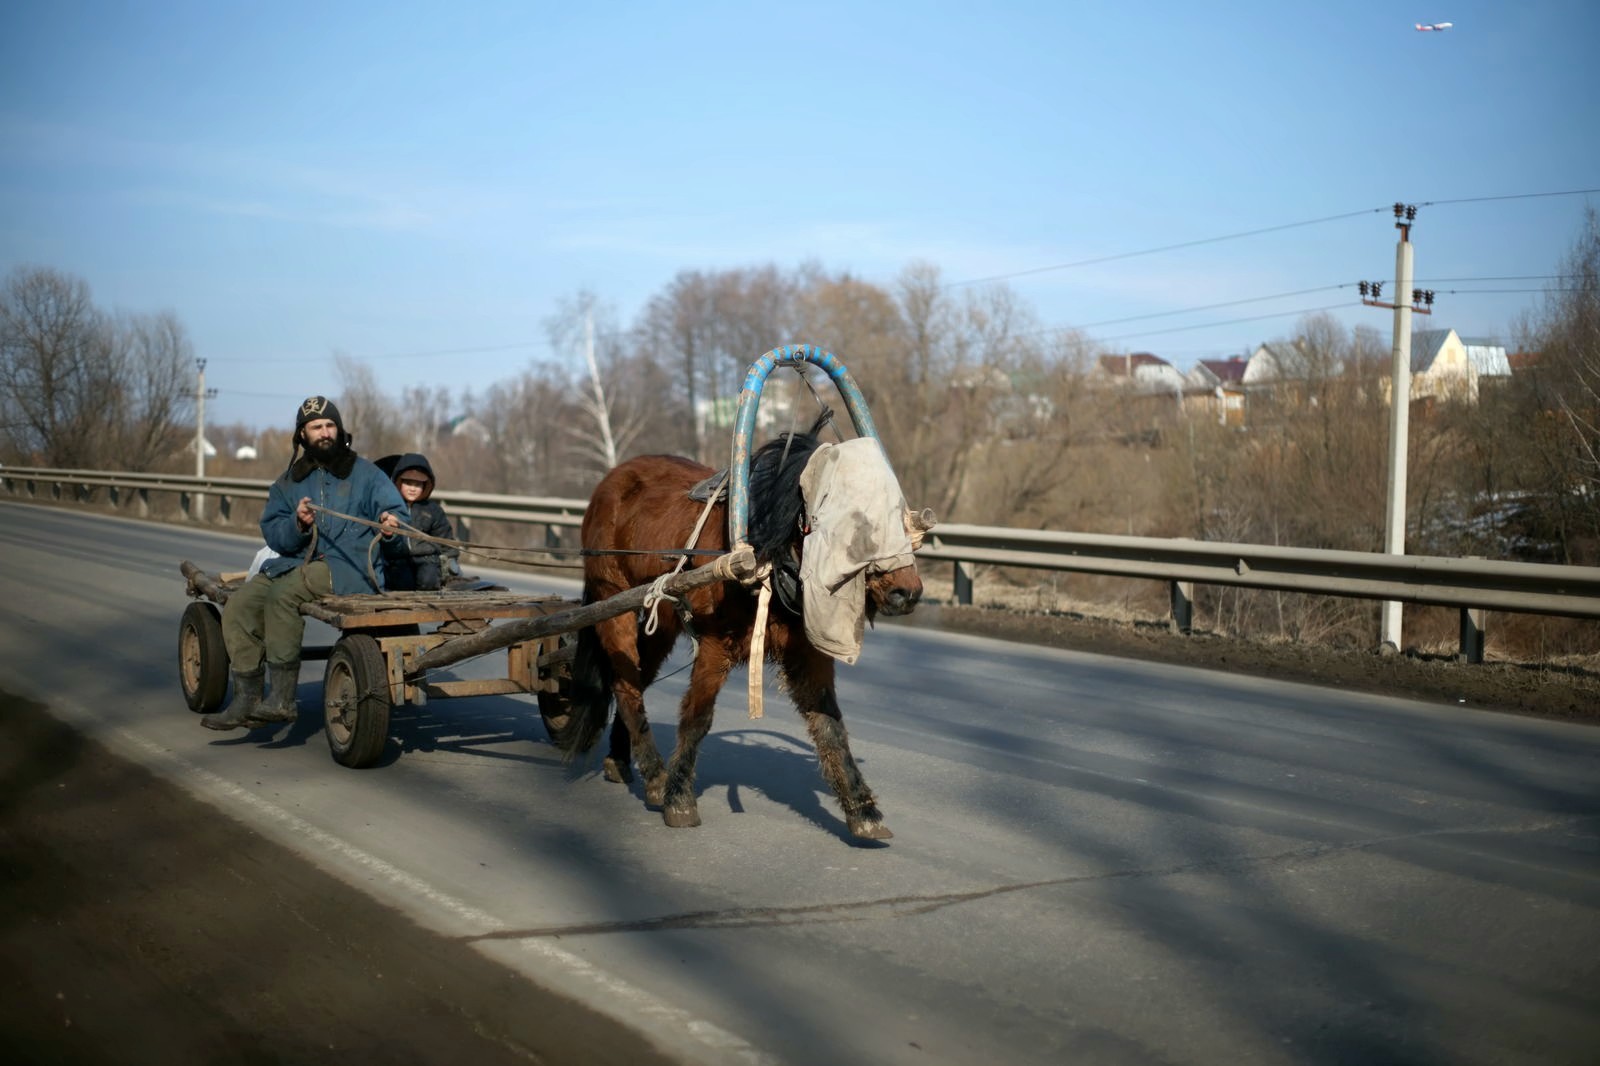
[{"xmin": 3, "ymin": 500, "xmax": 1598, "ymax": 1065}]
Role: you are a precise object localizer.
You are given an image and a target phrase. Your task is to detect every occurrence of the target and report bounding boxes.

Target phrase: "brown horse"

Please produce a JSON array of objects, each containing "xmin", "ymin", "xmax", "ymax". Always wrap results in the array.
[{"xmin": 555, "ymin": 423, "xmax": 923, "ymax": 839}]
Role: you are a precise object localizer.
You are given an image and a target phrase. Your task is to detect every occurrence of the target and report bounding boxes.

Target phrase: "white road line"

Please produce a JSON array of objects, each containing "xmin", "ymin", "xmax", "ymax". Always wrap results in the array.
[{"xmin": 79, "ymin": 710, "xmax": 777, "ymax": 1066}]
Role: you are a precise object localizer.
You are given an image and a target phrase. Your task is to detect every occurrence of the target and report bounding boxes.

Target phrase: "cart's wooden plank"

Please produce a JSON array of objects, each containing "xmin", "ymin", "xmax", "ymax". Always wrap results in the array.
[
  {"xmin": 304, "ymin": 597, "xmax": 572, "ymax": 629},
  {"xmin": 181, "ymin": 561, "xmax": 574, "ymax": 628},
  {"xmin": 420, "ymin": 678, "xmax": 530, "ymax": 699}
]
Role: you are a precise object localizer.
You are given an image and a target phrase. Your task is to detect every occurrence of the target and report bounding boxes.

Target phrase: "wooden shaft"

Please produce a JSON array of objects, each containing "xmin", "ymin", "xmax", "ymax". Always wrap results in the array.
[{"xmin": 404, "ymin": 548, "xmax": 760, "ymax": 676}]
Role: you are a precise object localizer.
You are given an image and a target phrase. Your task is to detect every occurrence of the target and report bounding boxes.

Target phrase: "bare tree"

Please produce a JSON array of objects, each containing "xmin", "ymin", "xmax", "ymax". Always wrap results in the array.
[
  {"xmin": 458, "ymin": 364, "xmax": 583, "ymax": 496},
  {"xmin": 635, "ymin": 271, "xmax": 716, "ymax": 459},
  {"xmin": 1507, "ymin": 207, "xmax": 1600, "ymax": 561},
  {"xmin": 332, "ymin": 352, "xmax": 408, "ymax": 458},
  {"xmin": 109, "ymin": 310, "xmax": 197, "ymax": 468},
  {"xmin": 546, "ymin": 290, "xmax": 660, "ymax": 480},
  {"xmin": 0, "ymin": 266, "xmax": 194, "ymax": 469}
]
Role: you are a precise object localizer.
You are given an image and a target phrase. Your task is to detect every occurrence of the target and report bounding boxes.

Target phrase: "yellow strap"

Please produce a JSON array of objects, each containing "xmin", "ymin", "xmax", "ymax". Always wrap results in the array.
[{"xmin": 747, "ymin": 577, "xmax": 771, "ymax": 719}]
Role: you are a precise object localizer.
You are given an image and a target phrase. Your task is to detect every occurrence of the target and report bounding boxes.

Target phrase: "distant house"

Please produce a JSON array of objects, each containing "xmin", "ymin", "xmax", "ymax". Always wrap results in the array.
[
  {"xmin": 234, "ymin": 444, "xmax": 258, "ymax": 462},
  {"xmin": 1186, "ymin": 355, "xmax": 1248, "ymax": 391},
  {"xmin": 1243, "ymin": 341, "xmax": 1311, "ymax": 386},
  {"xmin": 1462, "ymin": 336, "xmax": 1513, "ymax": 379},
  {"xmin": 1508, "ymin": 350, "xmax": 1541, "ymax": 376},
  {"xmin": 1406, "ymin": 329, "xmax": 1510, "ymax": 404},
  {"xmin": 444, "ymin": 415, "xmax": 492, "ymax": 445},
  {"xmin": 1183, "ymin": 356, "xmax": 1249, "ymax": 426},
  {"xmin": 1093, "ymin": 352, "xmax": 1186, "ymax": 393}
]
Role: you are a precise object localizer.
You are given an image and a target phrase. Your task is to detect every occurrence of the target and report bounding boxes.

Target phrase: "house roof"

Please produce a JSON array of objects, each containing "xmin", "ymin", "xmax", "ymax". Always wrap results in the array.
[
  {"xmin": 1248, "ymin": 341, "xmax": 1312, "ymax": 379},
  {"xmin": 1097, "ymin": 352, "xmax": 1172, "ymax": 376},
  {"xmin": 1197, "ymin": 356, "xmax": 1247, "ymax": 383},
  {"xmin": 1508, "ymin": 351, "xmax": 1541, "ymax": 372},
  {"xmin": 1410, "ymin": 329, "xmax": 1452, "ymax": 374},
  {"xmin": 1460, "ymin": 336, "xmax": 1512, "ymax": 377}
]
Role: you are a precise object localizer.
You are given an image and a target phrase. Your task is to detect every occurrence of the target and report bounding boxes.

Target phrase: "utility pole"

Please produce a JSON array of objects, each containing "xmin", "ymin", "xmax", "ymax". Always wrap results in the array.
[
  {"xmin": 1359, "ymin": 204, "xmax": 1435, "ymax": 652},
  {"xmin": 193, "ymin": 359, "xmax": 217, "ymax": 521}
]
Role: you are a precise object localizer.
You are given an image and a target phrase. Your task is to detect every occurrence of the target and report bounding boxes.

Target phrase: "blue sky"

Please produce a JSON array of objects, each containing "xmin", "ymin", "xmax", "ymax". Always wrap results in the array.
[{"xmin": 2, "ymin": 0, "xmax": 1596, "ymax": 431}]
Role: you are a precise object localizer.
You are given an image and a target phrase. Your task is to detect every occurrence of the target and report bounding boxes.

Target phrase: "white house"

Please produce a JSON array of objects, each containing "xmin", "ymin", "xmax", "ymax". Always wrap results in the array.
[{"xmin": 1094, "ymin": 352, "xmax": 1186, "ymax": 393}]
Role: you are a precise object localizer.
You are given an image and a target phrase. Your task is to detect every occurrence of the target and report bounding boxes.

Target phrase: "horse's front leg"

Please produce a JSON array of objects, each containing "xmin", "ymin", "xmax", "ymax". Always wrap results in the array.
[
  {"xmin": 784, "ymin": 650, "xmax": 892, "ymax": 840},
  {"xmin": 594, "ymin": 613, "xmax": 668, "ymax": 803},
  {"xmin": 660, "ymin": 641, "xmax": 734, "ymax": 828}
]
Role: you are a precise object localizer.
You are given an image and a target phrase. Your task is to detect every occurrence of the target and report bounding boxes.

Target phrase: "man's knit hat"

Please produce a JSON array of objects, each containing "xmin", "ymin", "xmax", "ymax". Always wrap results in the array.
[{"xmin": 295, "ymin": 395, "xmax": 345, "ymax": 436}]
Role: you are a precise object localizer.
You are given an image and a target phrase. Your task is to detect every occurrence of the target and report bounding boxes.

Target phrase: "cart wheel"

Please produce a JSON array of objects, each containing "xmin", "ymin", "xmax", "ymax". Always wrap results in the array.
[
  {"xmin": 178, "ymin": 601, "xmax": 229, "ymax": 713},
  {"xmin": 538, "ymin": 688, "xmax": 571, "ymax": 742},
  {"xmin": 537, "ymin": 634, "xmax": 574, "ymax": 742},
  {"xmin": 324, "ymin": 634, "xmax": 391, "ymax": 768}
]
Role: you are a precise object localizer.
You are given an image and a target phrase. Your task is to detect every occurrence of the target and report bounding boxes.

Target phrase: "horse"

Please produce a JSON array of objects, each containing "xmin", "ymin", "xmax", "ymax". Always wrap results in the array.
[{"xmin": 555, "ymin": 418, "xmax": 924, "ymax": 840}]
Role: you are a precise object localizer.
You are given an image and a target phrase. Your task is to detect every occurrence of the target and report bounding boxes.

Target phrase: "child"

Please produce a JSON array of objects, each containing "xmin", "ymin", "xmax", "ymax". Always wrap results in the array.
[{"xmin": 378, "ymin": 453, "xmax": 460, "ymax": 591}]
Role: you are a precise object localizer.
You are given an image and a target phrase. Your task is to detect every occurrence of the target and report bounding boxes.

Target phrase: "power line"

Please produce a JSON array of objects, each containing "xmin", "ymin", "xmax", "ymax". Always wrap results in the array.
[
  {"xmin": 204, "ymin": 340, "xmax": 557, "ymax": 365},
  {"xmin": 1413, "ymin": 274, "xmax": 1571, "ymax": 283},
  {"xmin": 945, "ymin": 207, "xmax": 1388, "ymax": 289},
  {"xmin": 1099, "ymin": 302, "xmax": 1353, "ymax": 343},
  {"xmin": 945, "ymin": 188, "xmax": 1598, "ymax": 291},
  {"xmin": 1031, "ymin": 284, "xmax": 1351, "ymax": 336},
  {"xmin": 1418, "ymin": 188, "xmax": 1600, "ymax": 208},
  {"xmin": 1033, "ymin": 274, "xmax": 1576, "ymax": 340}
]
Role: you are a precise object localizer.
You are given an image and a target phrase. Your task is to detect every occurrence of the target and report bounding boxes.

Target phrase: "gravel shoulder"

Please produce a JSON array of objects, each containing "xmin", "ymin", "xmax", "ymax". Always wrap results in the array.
[
  {"xmin": 897, "ymin": 601, "xmax": 1600, "ymax": 723},
  {"xmin": 0, "ymin": 692, "xmax": 676, "ymax": 1066}
]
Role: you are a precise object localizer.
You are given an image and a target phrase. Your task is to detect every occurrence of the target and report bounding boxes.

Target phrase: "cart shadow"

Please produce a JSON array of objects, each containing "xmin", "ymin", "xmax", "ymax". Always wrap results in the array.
[
  {"xmin": 383, "ymin": 696, "xmax": 556, "ymax": 767},
  {"xmin": 210, "ymin": 687, "xmax": 556, "ymax": 768}
]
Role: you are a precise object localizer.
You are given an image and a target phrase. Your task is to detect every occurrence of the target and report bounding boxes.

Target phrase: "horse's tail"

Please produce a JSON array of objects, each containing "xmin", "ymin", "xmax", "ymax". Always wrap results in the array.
[{"xmin": 555, "ymin": 624, "xmax": 614, "ymax": 759}]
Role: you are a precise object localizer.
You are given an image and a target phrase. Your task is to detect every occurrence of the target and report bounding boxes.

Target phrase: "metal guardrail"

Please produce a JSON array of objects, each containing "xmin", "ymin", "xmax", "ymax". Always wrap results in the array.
[{"xmin": 6, "ymin": 466, "xmax": 1598, "ymax": 660}]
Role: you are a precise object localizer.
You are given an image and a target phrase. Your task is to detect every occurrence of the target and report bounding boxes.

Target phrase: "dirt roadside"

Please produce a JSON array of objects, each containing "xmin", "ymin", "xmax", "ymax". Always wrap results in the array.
[
  {"xmin": 899, "ymin": 601, "xmax": 1600, "ymax": 723},
  {"xmin": 0, "ymin": 692, "xmax": 677, "ymax": 1066}
]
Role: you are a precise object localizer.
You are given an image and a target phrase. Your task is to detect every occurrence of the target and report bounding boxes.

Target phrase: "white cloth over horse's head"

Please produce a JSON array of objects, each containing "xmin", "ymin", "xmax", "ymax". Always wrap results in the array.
[{"xmin": 797, "ymin": 438, "xmax": 916, "ymax": 664}]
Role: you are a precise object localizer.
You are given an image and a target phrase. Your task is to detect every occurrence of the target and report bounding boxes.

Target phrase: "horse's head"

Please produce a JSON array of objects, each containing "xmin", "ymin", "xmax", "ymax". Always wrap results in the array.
[
  {"xmin": 865, "ymin": 559, "xmax": 923, "ymax": 617},
  {"xmin": 864, "ymin": 506, "xmax": 934, "ymax": 617}
]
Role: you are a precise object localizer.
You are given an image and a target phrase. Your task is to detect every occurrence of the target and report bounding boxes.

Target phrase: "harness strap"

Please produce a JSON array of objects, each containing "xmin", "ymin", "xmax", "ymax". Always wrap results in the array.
[{"xmin": 747, "ymin": 576, "xmax": 771, "ymax": 719}]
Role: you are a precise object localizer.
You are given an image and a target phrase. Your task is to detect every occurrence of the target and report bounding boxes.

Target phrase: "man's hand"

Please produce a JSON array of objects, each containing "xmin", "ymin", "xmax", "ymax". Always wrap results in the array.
[
  {"xmin": 379, "ymin": 511, "xmax": 401, "ymax": 537},
  {"xmin": 296, "ymin": 497, "xmax": 314, "ymax": 529}
]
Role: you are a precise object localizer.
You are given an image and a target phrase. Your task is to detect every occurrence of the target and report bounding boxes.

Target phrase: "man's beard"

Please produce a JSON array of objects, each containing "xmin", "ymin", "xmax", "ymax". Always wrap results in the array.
[{"xmin": 306, "ymin": 436, "xmax": 342, "ymax": 461}]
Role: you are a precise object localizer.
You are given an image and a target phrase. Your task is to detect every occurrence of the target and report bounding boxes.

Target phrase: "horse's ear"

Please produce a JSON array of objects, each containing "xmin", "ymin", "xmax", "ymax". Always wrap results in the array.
[
  {"xmin": 806, "ymin": 406, "xmax": 835, "ymax": 440},
  {"xmin": 905, "ymin": 506, "xmax": 938, "ymax": 550}
]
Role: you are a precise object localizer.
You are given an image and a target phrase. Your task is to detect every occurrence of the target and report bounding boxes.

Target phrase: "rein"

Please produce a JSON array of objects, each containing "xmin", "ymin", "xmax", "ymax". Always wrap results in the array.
[{"xmin": 305, "ymin": 503, "xmax": 730, "ymax": 578}]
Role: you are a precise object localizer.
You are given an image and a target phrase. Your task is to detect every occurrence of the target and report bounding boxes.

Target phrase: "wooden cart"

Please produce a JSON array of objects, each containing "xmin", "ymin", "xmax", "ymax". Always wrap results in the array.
[{"xmin": 177, "ymin": 550, "xmax": 759, "ymax": 768}]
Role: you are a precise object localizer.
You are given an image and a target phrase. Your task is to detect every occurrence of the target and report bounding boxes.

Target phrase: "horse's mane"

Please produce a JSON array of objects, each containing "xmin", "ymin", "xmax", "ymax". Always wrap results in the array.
[{"xmin": 745, "ymin": 410, "xmax": 832, "ymax": 564}]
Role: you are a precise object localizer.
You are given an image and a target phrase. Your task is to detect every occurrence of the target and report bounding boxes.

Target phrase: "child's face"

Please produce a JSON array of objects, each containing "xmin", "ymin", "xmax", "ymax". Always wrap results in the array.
[{"xmin": 396, "ymin": 472, "xmax": 428, "ymax": 501}]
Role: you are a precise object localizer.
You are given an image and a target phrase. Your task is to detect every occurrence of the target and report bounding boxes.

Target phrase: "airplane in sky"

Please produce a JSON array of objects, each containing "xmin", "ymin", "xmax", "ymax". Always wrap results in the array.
[{"xmin": 1415, "ymin": 22, "xmax": 1454, "ymax": 31}]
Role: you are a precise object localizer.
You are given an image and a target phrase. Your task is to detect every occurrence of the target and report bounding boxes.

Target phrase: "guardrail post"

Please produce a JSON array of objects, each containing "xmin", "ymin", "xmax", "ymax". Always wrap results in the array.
[
  {"xmin": 1458, "ymin": 607, "xmax": 1486, "ymax": 664},
  {"xmin": 137, "ymin": 487, "xmax": 151, "ymax": 518},
  {"xmin": 1170, "ymin": 580, "xmax": 1194, "ymax": 635},
  {"xmin": 953, "ymin": 560, "xmax": 974, "ymax": 606}
]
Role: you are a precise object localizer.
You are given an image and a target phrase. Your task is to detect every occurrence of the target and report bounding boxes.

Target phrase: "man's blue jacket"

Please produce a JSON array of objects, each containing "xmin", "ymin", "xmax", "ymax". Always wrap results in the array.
[{"xmin": 258, "ymin": 452, "xmax": 409, "ymax": 594}]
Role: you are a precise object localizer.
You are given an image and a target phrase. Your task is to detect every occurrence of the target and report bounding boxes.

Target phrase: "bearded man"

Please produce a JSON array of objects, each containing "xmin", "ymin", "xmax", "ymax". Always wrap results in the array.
[{"xmin": 202, "ymin": 396, "xmax": 408, "ymax": 732}]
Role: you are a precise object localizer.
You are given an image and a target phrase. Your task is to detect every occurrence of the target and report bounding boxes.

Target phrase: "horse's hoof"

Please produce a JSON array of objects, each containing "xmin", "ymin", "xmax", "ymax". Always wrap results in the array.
[
  {"xmin": 662, "ymin": 803, "xmax": 702, "ymax": 828},
  {"xmin": 848, "ymin": 818, "xmax": 894, "ymax": 840},
  {"xmin": 644, "ymin": 781, "xmax": 666, "ymax": 806},
  {"xmin": 602, "ymin": 756, "xmax": 633, "ymax": 784}
]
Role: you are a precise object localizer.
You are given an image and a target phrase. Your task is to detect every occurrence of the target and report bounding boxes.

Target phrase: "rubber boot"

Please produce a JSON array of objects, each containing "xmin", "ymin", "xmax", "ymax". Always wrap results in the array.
[
  {"xmin": 247, "ymin": 661, "xmax": 301, "ymax": 726},
  {"xmin": 201, "ymin": 669, "xmax": 266, "ymax": 731}
]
